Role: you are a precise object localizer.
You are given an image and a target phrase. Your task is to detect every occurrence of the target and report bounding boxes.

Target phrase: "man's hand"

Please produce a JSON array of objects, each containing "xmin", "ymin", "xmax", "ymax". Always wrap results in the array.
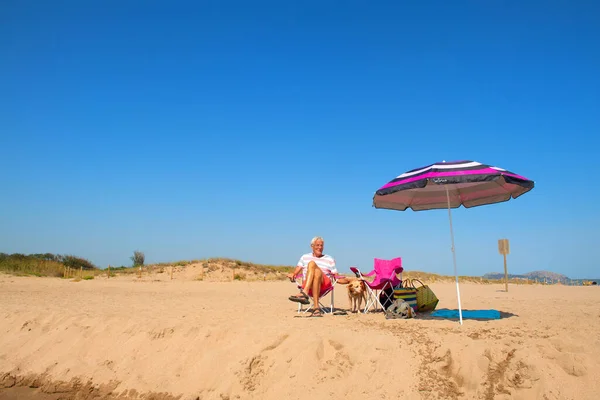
[{"xmin": 287, "ymin": 273, "xmax": 296, "ymax": 282}]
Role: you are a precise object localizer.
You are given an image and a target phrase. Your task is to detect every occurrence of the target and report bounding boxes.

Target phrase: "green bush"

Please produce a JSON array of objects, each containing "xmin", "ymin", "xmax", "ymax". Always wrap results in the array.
[
  {"xmin": 174, "ymin": 260, "xmax": 188, "ymax": 266},
  {"xmin": 0, "ymin": 254, "xmax": 66, "ymax": 277},
  {"xmin": 60, "ymin": 255, "xmax": 97, "ymax": 270},
  {"xmin": 233, "ymin": 273, "xmax": 246, "ymax": 281},
  {"xmin": 131, "ymin": 250, "xmax": 145, "ymax": 267}
]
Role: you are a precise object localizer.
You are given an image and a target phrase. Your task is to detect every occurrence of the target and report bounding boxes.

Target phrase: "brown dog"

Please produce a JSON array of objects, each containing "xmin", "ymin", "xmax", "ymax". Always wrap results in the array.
[{"xmin": 347, "ymin": 279, "xmax": 367, "ymax": 313}]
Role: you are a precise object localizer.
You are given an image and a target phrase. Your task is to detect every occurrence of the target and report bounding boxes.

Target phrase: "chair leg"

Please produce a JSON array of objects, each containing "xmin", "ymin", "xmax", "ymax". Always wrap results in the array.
[
  {"xmin": 363, "ymin": 287, "xmax": 378, "ymax": 313},
  {"xmin": 296, "ymin": 285, "xmax": 336, "ymax": 315},
  {"xmin": 330, "ymin": 288, "xmax": 335, "ymax": 313},
  {"xmin": 309, "ymin": 295, "xmax": 334, "ymax": 314},
  {"xmin": 377, "ymin": 283, "xmax": 395, "ymax": 312},
  {"xmin": 363, "ymin": 284, "xmax": 394, "ymax": 313},
  {"xmin": 302, "ymin": 302, "xmax": 314, "ymax": 314}
]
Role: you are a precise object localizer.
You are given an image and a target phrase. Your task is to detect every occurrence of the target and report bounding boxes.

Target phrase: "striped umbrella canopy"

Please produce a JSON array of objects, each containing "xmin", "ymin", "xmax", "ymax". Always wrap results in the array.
[
  {"xmin": 372, "ymin": 160, "xmax": 534, "ymax": 325},
  {"xmin": 373, "ymin": 160, "xmax": 535, "ymax": 211}
]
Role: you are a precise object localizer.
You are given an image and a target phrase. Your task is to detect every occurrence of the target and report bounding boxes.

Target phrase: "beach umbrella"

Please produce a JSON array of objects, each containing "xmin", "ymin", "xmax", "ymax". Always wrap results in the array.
[{"xmin": 372, "ymin": 160, "xmax": 534, "ymax": 324}]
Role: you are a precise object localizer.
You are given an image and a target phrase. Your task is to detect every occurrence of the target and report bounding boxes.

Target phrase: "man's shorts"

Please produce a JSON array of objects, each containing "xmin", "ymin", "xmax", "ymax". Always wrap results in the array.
[{"xmin": 303, "ymin": 274, "xmax": 333, "ymax": 297}]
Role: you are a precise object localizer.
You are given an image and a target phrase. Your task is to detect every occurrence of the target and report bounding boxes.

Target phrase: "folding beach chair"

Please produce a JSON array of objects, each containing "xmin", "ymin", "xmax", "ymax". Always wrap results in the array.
[
  {"xmin": 293, "ymin": 273, "xmax": 340, "ymax": 315},
  {"xmin": 350, "ymin": 257, "xmax": 403, "ymax": 314}
]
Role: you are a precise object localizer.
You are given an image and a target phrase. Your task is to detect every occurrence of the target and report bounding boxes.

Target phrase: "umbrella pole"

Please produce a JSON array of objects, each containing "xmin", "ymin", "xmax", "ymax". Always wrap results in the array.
[{"xmin": 445, "ymin": 187, "xmax": 464, "ymax": 325}]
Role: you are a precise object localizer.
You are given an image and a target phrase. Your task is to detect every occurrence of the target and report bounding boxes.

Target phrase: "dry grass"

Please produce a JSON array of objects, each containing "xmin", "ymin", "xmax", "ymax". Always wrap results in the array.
[
  {"xmin": 0, "ymin": 254, "xmax": 576, "ymax": 286},
  {"xmin": 0, "ymin": 259, "xmax": 65, "ymax": 277},
  {"xmin": 100, "ymin": 258, "xmax": 295, "ymax": 281},
  {"xmin": 402, "ymin": 271, "xmax": 540, "ymax": 285}
]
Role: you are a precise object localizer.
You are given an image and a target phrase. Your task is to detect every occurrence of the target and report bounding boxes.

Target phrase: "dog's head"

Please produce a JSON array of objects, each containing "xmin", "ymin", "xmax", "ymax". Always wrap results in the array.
[{"xmin": 348, "ymin": 279, "xmax": 365, "ymax": 296}]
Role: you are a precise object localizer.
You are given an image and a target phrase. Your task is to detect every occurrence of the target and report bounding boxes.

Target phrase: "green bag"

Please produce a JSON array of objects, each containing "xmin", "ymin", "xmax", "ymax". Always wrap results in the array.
[
  {"xmin": 412, "ymin": 279, "xmax": 439, "ymax": 312},
  {"xmin": 393, "ymin": 280, "xmax": 417, "ymax": 309}
]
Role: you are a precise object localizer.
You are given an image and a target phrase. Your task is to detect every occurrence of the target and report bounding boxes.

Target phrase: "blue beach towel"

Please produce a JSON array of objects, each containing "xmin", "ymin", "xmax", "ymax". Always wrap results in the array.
[{"xmin": 430, "ymin": 309, "xmax": 501, "ymax": 320}]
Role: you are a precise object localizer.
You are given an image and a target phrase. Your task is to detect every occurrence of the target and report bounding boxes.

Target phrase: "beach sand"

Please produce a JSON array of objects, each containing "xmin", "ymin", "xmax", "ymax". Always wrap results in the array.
[{"xmin": 1, "ymin": 272, "xmax": 599, "ymax": 399}]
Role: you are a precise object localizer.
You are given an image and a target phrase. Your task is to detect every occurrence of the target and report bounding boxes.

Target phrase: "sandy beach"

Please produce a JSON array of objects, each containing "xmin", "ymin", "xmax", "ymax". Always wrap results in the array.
[{"xmin": 1, "ymin": 272, "xmax": 599, "ymax": 400}]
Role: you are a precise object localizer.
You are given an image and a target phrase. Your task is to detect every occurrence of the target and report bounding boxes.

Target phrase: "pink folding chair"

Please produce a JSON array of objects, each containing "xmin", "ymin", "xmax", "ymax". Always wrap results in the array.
[
  {"xmin": 293, "ymin": 272, "xmax": 341, "ymax": 314},
  {"xmin": 350, "ymin": 257, "xmax": 403, "ymax": 313}
]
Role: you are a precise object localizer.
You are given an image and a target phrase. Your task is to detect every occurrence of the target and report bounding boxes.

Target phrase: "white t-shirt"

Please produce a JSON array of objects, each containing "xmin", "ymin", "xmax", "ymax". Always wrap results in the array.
[{"xmin": 297, "ymin": 253, "xmax": 337, "ymax": 277}]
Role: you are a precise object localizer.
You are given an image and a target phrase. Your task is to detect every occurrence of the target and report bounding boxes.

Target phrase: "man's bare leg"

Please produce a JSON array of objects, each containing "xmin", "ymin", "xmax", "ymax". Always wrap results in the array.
[
  {"xmin": 303, "ymin": 261, "xmax": 324, "ymax": 313},
  {"xmin": 303, "ymin": 262, "xmax": 315, "ymax": 296},
  {"xmin": 311, "ymin": 267, "xmax": 323, "ymax": 311}
]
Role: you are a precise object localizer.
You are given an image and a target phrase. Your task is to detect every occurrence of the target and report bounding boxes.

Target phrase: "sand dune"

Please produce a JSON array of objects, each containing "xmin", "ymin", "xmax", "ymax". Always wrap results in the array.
[{"xmin": 1, "ymin": 273, "xmax": 599, "ymax": 399}]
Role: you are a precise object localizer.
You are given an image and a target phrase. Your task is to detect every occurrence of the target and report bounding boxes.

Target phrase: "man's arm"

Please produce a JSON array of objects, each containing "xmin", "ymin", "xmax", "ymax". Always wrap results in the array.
[
  {"xmin": 329, "ymin": 257, "xmax": 338, "ymax": 276},
  {"xmin": 287, "ymin": 265, "xmax": 303, "ymax": 282}
]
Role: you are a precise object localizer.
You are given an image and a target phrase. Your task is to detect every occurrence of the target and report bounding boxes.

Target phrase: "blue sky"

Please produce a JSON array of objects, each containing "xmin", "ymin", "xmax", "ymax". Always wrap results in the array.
[{"xmin": 1, "ymin": 1, "xmax": 598, "ymax": 278}]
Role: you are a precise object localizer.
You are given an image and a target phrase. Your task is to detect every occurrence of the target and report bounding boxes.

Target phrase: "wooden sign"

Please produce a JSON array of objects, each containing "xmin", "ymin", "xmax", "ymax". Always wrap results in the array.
[
  {"xmin": 498, "ymin": 239, "xmax": 510, "ymax": 255},
  {"xmin": 498, "ymin": 239, "xmax": 510, "ymax": 292}
]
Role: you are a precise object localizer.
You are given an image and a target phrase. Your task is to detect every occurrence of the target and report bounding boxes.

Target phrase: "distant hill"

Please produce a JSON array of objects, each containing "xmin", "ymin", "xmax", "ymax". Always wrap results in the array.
[
  {"xmin": 526, "ymin": 271, "xmax": 569, "ymax": 280},
  {"xmin": 483, "ymin": 270, "xmax": 568, "ymax": 281}
]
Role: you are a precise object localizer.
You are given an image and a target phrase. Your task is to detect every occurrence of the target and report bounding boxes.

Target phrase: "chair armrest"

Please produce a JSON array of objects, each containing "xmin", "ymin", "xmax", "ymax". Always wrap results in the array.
[{"xmin": 293, "ymin": 274, "xmax": 304, "ymax": 287}]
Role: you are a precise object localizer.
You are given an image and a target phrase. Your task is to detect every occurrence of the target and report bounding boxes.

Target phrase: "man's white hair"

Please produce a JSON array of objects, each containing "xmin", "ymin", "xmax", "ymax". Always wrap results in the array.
[{"xmin": 311, "ymin": 236, "xmax": 324, "ymax": 245}]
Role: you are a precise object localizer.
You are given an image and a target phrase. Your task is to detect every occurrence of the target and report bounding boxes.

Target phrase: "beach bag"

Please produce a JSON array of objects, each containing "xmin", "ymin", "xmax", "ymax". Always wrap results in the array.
[
  {"xmin": 393, "ymin": 280, "xmax": 417, "ymax": 309},
  {"xmin": 412, "ymin": 279, "xmax": 439, "ymax": 312},
  {"xmin": 385, "ymin": 299, "xmax": 416, "ymax": 319}
]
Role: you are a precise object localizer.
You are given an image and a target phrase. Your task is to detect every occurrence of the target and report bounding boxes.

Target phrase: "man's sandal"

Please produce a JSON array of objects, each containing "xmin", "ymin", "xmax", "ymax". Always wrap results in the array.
[
  {"xmin": 310, "ymin": 309, "xmax": 323, "ymax": 317},
  {"xmin": 289, "ymin": 293, "xmax": 310, "ymax": 305}
]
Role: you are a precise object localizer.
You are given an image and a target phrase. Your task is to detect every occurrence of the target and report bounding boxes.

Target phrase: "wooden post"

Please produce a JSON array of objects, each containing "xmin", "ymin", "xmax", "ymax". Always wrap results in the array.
[
  {"xmin": 138, "ymin": 265, "xmax": 142, "ymax": 279},
  {"xmin": 80, "ymin": 267, "xmax": 83, "ymax": 279},
  {"xmin": 503, "ymin": 253, "xmax": 508, "ymax": 292},
  {"xmin": 498, "ymin": 239, "xmax": 510, "ymax": 292},
  {"xmin": 63, "ymin": 265, "xmax": 66, "ymax": 278},
  {"xmin": 107, "ymin": 265, "xmax": 111, "ymax": 278},
  {"xmin": 170, "ymin": 266, "xmax": 173, "ymax": 280}
]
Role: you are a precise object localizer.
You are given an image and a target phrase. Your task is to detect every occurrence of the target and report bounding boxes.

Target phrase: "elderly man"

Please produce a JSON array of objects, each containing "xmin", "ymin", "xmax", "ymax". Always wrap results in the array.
[{"xmin": 288, "ymin": 236, "xmax": 349, "ymax": 316}]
